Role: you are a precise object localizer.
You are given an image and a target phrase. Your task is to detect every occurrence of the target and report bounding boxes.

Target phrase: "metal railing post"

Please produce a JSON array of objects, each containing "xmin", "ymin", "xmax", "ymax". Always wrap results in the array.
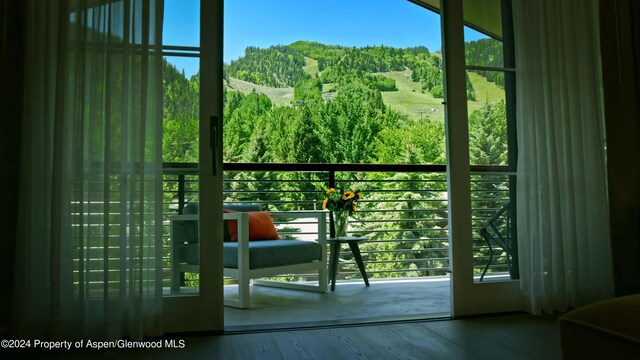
[
  {"xmin": 329, "ymin": 170, "xmax": 336, "ymax": 238},
  {"xmin": 178, "ymin": 174, "xmax": 185, "ymax": 215}
]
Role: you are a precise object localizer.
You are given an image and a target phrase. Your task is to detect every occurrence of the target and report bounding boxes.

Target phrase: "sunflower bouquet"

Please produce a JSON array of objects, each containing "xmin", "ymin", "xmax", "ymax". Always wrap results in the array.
[{"xmin": 322, "ymin": 188, "xmax": 362, "ymax": 215}]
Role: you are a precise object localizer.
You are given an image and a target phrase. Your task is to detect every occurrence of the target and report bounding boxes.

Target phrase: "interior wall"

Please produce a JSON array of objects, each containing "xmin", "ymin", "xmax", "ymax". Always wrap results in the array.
[
  {"xmin": 0, "ymin": 0, "xmax": 25, "ymax": 337},
  {"xmin": 633, "ymin": 1, "xmax": 640, "ymax": 110},
  {"xmin": 599, "ymin": 0, "xmax": 640, "ymax": 296}
]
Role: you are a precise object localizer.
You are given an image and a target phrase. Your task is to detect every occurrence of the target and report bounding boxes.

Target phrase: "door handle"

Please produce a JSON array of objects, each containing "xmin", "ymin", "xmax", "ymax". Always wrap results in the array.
[{"xmin": 210, "ymin": 116, "xmax": 218, "ymax": 176}]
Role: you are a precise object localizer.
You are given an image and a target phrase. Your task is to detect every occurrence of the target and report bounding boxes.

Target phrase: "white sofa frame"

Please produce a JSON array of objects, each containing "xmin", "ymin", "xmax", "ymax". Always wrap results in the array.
[{"xmin": 170, "ymin": 210, "xmax": 328, "ymax": 309}]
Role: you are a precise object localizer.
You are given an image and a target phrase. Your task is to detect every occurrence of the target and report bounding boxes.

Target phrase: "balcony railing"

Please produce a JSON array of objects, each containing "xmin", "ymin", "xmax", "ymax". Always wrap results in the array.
[{"xmin": 162, "ymin": 162, "xmax": 517, "ymax": 288}]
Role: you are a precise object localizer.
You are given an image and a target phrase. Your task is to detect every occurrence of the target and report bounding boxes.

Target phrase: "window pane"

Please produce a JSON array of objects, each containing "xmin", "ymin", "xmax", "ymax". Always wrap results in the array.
[
  {"xmin": 467, "ymin": 71, "xmax": 508, "ymax": 166},
  {"xmin": 162, "ymin": 56, "xmax": 200, "ymax": 163},
  {"xmin": 464, "ymin": 27, "xmax": 504, "ymax": 68},
  {"xmin": 162, "ymin": 56, "xmax": 200, "ymax": 293},
  {"xmin": 163, "ymin": 0, "xmax": 199, "ymax": 47},
  {"xmin": 223, "ymin": 0, "xmax": 445, "ymax": 165},
  {"xmin": 471, "ymin": 174, "xmax": 517, "ymax": 283}
]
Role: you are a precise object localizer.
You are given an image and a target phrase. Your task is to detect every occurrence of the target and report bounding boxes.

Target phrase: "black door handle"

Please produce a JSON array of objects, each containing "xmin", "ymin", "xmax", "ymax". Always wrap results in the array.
[{"xmin": 210, "ymin": 116, "xmax": 218, "ymax": 176}]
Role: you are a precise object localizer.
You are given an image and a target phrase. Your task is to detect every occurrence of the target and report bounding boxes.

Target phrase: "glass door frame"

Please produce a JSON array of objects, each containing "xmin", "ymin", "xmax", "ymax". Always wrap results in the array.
[
  {"xmin": 161, "ymin": 0, "xmax": 525, "ymax": 331},
  {"xmin": 441, "ymin": 0, "xmax": 522, "ymax": 317},
  {"xmin": 162, "ymin": 0, "xmax": 225, "ymax": 333}
]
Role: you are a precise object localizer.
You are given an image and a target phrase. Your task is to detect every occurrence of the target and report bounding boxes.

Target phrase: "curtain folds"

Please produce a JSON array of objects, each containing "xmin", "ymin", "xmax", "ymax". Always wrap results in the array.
[
  {"xmin": 512, "ymin": 0, "xmax": 615, "ymax": 314},
  {"xmin": 15, "ymin": 0, "xmax": 164, "ymax": 340}
]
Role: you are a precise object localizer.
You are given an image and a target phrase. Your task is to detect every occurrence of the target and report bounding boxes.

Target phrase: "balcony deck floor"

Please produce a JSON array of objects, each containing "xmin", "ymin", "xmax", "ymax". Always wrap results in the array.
[{"xmin": 224, "ymin": 276, "xmax": 451, "ymax": 331}]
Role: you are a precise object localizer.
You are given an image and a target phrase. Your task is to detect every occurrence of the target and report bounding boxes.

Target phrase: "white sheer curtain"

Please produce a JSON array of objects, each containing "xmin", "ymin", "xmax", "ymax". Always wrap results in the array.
[
  {"xmin": 15, "ymin": 0, "xmax": 164, "ymax": 340},
  {"xmin": 513, "ymin": 0, "xmax": 615, "ymax": 314}
]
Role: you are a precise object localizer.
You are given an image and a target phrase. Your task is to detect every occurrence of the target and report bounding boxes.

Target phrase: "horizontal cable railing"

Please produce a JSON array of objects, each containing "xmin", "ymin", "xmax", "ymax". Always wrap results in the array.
[{"xmin": 161, "ymin": 163, "xmax": 515, "ymax": 288}]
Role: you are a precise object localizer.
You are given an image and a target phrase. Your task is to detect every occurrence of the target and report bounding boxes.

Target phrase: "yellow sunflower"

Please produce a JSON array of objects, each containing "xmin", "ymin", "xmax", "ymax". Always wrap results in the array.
[
  {"xmin": 322, "ymin": 197, "xmax": 328, "ymax": 210},
  {"xmin": 342, "ymin": 190, "xmax": 355, "ymax": 201},
  {"xmin": 326, "ymin": 188, "xmax": 336, "ymax": 195}
]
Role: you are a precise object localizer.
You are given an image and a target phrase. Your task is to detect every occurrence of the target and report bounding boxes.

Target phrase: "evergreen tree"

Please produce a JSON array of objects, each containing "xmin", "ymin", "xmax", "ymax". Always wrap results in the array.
[
  {"xmin": 465, "ymin": 37, "xmax": 505, "ymax": 87},
  {"xmin": 289, "ymin": 105, "xmax": 322, "ymax": 163},
  {"xmin": 469, "ymin": 100, "xmax": 507, "ymax": 166},
  {"xmin": 294, "ymin": 78, "xmax": 323, "ymax": 102}
]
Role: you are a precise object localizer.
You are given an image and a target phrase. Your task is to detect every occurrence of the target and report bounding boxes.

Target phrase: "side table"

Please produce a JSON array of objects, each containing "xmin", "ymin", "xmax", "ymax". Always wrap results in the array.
[{"xmin": 327, "ymin": 236, "xmax": 369, "ymax": 291}]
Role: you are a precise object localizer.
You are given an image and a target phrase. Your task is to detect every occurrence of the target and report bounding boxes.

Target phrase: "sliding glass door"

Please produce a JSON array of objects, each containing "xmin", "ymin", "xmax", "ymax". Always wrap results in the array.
[
  {"xmin": 159, "ymin": 0, "xmax": 523, "ymax": 332},
  {"xmin": 162, "ymin": 0, "xmax": 224, "ymax": 332},
  {"xmin": 442, "ymin": 0, "xmax": 521, "ymax": 316}
]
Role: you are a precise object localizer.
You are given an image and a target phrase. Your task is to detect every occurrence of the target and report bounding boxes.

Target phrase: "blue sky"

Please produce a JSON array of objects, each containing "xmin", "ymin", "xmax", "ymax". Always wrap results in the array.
[{"xmin": 163, "ymin": 0, "xmax": 487, "ymax": 78}]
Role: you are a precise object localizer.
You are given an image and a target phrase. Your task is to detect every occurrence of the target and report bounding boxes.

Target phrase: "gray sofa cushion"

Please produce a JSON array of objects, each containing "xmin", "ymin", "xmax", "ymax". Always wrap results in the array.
[
  {"xmin": 173, "ymin": 216, "xmax": 199, "ymax": 264},
  {"xmin": 183, "ymin": 202, "xmax": 200, "ymax": 214},
  {"xmin": 224, "ymin": 203, "xmax": 262, "ymax": 212},
  {"xmin": 182, "ymin": 202, "xmax": 262, "ymax": 215},
  {"xmin": 183, "ymin": 202, "xmax": 263, "ymax": 242},
  {"xmin": 178, "ymin": 203, "xmax": 320, "ymax": 269},
  {"xmin": 179, "ymin": 243, "xmax": 199, "ymax": 265},
  {"xmin": 184, "ymin": 202, "xmax": 261, "ymax": 213},
  {"xmin": 223, "ymin": 240, "xmax": 321, "ymax": 269}
]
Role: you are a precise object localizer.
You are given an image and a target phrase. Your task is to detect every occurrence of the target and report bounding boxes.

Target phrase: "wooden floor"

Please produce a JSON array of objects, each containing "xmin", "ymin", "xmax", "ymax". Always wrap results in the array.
[
  {"xmin": 224, "ymin": 277, "xmax": 451, "ymax": 330},
  {"xmin": 16, "ymin": 313, "xmax": 562, "ymax": 360}
]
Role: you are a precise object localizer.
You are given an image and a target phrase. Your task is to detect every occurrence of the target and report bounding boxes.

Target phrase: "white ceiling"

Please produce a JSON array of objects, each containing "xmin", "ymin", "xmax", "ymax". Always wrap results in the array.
[{"xmin": 410, "ymin": 0, "xmax": 503, "ymax": 40}]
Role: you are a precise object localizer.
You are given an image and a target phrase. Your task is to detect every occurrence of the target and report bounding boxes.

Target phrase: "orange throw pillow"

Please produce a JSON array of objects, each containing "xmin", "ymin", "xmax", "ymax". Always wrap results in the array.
[{"xmin": 226, "ymin": 210, "xmax": 279, "ymax": 242}]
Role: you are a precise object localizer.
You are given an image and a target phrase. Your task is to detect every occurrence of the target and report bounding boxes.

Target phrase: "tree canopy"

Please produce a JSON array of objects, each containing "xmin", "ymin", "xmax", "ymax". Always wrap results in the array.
[{"xmin": 165, "ymin": 40, "xmax": 507, "ymax": 166}]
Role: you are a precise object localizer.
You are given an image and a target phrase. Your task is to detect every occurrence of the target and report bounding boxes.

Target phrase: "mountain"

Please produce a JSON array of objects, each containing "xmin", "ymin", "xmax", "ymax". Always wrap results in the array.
[
  {"xmin": 164, "ymin": 39, "xmax": 508, "ymax": 166},
  {"xmin": 223, "ymin": 40, "xmax": 503, "ymax": 103}
]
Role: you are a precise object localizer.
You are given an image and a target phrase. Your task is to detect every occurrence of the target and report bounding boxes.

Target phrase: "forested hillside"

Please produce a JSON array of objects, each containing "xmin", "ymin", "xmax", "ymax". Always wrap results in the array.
[
  {"xmin": 225, "ymin": 45, "xmax": 310, "ymax": 87},
  {"xmin": 164, "ymin": 39, "xmax": 507, "ymax": 166},
  {"xmin": 224, "ymin": 41, "xmax": 476, "ymax": 99},
  {"xmin": 465, "ymin": 37, "xmax": 505, "ymax": 87}
]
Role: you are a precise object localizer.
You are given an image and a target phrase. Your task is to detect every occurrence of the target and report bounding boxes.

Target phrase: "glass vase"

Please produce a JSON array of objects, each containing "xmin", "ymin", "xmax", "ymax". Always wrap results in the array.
[{"xmin": 333, "ymin": 211, "xmax": 349, "ymax": 238}]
